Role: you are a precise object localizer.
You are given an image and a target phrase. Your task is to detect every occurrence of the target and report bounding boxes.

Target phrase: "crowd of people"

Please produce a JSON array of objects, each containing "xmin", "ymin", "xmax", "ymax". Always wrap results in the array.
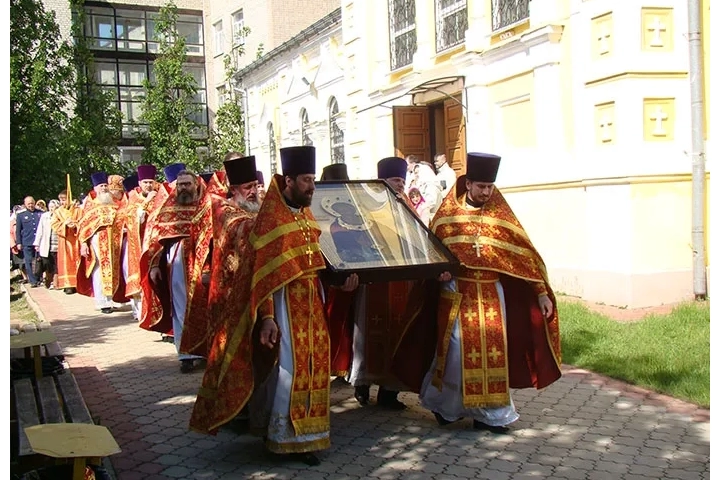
[{"xmin": 10, "ymin": 147, "xmax": 561, "ymax": 466}]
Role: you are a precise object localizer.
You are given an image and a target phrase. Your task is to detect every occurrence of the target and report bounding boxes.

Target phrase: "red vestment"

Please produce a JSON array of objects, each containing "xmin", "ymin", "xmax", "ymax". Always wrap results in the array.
[
  {"xmin": 392, "ymin": 183, "xmax": 562, "ymax": 406},
  {"xmin": 51, "ymin": 205, "xmax": 82, "ymax": 289},
  {"xmin": 139, "ymin": 183, "xmax": 213, "ymax": 356},
  {"xmin": 191, "ymin": 175, "xmax": 329, "ymax": 448},
  {"xmin": 75, "ymin": 192, "xmax": 128, "ymax": 303}
]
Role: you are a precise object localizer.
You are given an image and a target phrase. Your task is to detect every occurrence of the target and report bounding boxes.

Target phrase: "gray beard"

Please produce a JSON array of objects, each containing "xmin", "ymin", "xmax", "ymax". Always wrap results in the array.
[
  {"xmin": 96, "ymin": 192, "xmax": 114, "ymax": 205},
  {"xmin": 237, "ymin": 199, "xmax": 260, "ymax": 213}
]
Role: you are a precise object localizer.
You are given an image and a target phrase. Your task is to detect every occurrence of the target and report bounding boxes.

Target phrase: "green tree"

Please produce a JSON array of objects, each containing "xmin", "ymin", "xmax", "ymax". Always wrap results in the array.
[
  {"xmin": 65, "ymin": 0, "xmax": 124, "ymax": 191},
  {"xmin": 10, "ymin": 0, "xmax": 73, "ymax": 205},
  {"xmin": 208, "ymin": 26, "xmax": 251, "ymax": 164},
  {"xmin": 136, "ymin": 1, "xmax": 204, "ymax": 171}
]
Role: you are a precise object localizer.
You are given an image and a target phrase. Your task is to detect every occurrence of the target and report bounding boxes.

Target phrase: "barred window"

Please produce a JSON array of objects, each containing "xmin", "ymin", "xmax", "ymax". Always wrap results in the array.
[
  {"xmin": 491, "ymin": 0, "xmax": 530, "ymax": 32},
  {"xmin": 435, "ymin": 0, "xmax": 468, "ymax": 52},
  {"xmin": 268, "ymin": 122, "xmax": 277, "ymax": 175},
  {"xmin": 328, "ymin": 97, "xmax": 345, "ymax": 164},
  {"xmin": 301, "ymin": 108, "xmax": 313, "ymax": 146},
  {"xmin": 388, "ymin": 0, "xmax": 417, "ymax": 71}
]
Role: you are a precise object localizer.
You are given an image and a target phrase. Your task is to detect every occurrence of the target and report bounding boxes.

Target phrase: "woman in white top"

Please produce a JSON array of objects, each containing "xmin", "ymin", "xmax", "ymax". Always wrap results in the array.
[{"xmin": 33, "ymin": 199, "xmax": 60, "ymax": 289}]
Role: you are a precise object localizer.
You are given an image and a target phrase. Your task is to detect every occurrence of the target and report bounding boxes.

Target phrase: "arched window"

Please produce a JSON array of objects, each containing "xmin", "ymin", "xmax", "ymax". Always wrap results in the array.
[
  {"xmin": 268, "ymin": 122, "xmax": 277, "ymax": 174},
  {"xmin": 328, "ymin": 97, "xmax": 345, "ymax": 164},
  {"xmin": 300, "ymin": 108, "xmax": 313, "ymax": 146}
]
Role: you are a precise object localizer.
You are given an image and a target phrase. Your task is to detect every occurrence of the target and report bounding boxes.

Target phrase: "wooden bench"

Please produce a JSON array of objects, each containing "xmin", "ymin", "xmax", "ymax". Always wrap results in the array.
[{"xmin": 11, "ymin": 335, "xmax": 121, "ymax": 479}]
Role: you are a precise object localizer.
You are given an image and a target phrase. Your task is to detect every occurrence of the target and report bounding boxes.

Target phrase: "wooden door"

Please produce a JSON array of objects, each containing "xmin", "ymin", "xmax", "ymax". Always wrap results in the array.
[
  {"xmin": 444, "ymin": 96, "xmax": 466, "ymax": 175},
  {"xmin": 393, "ymin": 106, "xmax": 431, "ymax": 163}
]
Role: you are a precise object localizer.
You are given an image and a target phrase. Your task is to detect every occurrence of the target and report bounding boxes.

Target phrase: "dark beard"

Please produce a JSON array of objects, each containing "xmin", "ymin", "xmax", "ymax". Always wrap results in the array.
[
  {"xmin": 176, "ymin": 190, "xmax": 196, "ymax": 205},
  {"xmin": 290, "ymin": 185, "xmax": 313, "ymax": 207}
]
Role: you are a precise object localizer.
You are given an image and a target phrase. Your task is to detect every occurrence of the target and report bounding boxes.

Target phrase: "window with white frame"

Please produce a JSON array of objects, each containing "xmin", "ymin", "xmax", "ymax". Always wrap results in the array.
[
  {"xmin": 328, "ymin": 97, "xmax": 345, "ymax": 164},
  {"xmin": 213, "ymin": 21, "xmax": 224, "ymax": 56},
  {"xmin": 388, "ymin": 0, "xmax": 417, "ymax": 70},
  {"xmin": 232, "ymin": 9, "xmax": 245, "ymax": 47},
  {"xmin": 435, "ymin": 0, "xmax": 468, "ymax": 52},
  {"xmin": 300, "ymin": 108, "xmax": 313, "ymax": 146}
]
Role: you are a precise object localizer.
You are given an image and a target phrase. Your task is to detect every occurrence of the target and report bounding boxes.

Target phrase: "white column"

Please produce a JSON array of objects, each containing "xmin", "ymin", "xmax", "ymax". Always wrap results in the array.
[
  {"xmin": 464, "ymin": 0, "xmax": 490, "ymax": 52},
  {"xmin": 533, "ymin": 63, "xmax": 565, "ymax": 153},
  {"xmin": 529, "ymin": 0, "xmax": 565, "ymax": 27},
  {"xmin": 463, "ymin": 84, "xmax": 493, "ymax": 153},
  {"xmin": 411, "ymin": 1, "xmax": 434, "ymax": 71}
]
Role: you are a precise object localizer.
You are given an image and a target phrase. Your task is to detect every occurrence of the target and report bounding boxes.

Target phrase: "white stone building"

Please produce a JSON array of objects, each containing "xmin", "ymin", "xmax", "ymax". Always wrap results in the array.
[{"xmin": 236, "ymin": 9, "xmax": 348, "ymax": 182}]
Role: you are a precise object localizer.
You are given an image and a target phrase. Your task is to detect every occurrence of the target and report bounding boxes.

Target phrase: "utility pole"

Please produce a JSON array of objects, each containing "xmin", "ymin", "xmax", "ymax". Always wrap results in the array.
[{"xmin": 687, "ymin": 0, "xmax": 707, "ymax": 300}]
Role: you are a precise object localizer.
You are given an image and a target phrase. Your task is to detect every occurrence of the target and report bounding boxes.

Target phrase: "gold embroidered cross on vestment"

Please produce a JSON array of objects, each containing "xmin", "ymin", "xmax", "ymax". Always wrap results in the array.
[{"xmin": 294, "ymin": 211, "xmax": 313, "ymax": 265}]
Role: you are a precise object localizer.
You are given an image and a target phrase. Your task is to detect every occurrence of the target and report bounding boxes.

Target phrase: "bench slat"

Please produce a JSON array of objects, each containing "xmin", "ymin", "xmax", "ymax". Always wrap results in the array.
[
  {"xmin": 36, "ymin": 376, "xmax": 65, "ymax": 424},
  {"xmin": 14, "ymin": 378, "xmax": 40, "ymax": 457},
  {"xmin": 45, "ymin": 341, "xmax": 64, "ymax": 358},
  {"xmin": 56, "ymin": 372, "xmax": 93, "ymax": 424}
]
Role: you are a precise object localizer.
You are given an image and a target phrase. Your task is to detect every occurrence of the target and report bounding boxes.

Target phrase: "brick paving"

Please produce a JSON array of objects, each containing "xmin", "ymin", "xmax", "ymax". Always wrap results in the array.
[{"xmin": 21, "ymin": 287, "xmax": 710, "ymax": 480}]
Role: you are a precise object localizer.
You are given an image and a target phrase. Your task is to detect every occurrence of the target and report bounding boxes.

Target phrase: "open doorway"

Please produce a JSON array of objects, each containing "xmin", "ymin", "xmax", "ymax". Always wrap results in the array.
[{"xmin": 393, "ymin": 94, "xmax": 466, "ymax": 174}]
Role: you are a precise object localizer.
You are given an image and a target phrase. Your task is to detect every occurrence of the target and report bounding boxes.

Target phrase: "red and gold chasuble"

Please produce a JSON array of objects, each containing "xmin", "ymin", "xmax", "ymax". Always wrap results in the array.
[
  {"xmin": 206, "ymin": 194, "xmax": 256, "ymax": 337},
  {"xmin": 203, "ymin": 171, "xmax": 228, "ymax": 198},
  {"xmin": 51, "ymin": 206, "xmax": 83, "ymax": 289},
  {"xmin": 139, "ymin": 185, "xmax": 213, "ymax": 357},
  {"xmin": 426, "ymin": 186, "xmax": 562, "ymax": 409},
  {"xmin": 122, "ymin": 188, "xmax": 158, "ymax": 297},
  {"xmin": 191, "ymin": 175, "xmax": 329, "ymax": 446},
  {"xmin": 327, "ymin": 190, "xmax": 417, "ymax": 379},
  {"xmin": 76, "ymin": 193, "xmax": 126, "ymax": 300}
]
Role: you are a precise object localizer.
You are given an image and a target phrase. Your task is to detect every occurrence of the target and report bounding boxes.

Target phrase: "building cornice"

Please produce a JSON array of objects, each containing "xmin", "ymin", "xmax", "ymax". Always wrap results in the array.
[
  {"xmin": 454, "ymin": 23, "xmax": 564, "ymax": 70},
  {"xmin": 235, "ymin": 8, "xmax": 342, "ymax": 85}
]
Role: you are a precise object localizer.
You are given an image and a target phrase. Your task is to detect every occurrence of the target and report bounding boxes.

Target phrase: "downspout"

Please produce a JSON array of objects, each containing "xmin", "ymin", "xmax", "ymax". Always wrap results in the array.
[
  {"xmin": 687, "ymin": 0, "xmax": 707, "ymax": 299},
  {"xmin": 243, "ymin": 86, "xmax": 251, "ymax": 155}
]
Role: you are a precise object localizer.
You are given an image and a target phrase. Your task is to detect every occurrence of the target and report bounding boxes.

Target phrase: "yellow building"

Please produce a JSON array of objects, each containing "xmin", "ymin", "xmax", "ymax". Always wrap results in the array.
[{"xmin": 342, "ymin": 0, "xmax": 710, "ymax": 307}]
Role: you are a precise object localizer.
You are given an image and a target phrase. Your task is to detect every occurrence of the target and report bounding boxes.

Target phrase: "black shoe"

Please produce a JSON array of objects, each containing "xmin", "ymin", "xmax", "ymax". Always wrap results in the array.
[
  {"xmin": 292, "ymin": 452, "xmax": 320, "ymax": 466},
  {"xmin": 433, "ymin": 411, "xmax": 462, "ymax": 426},
  {"xmin": 377, "ymin": 387, "xmax": 406, "ymax": 410},
  {"xmin": 473, "ymin": 420, "xmax": 510, "ymax": 434},
  {"xmin": 354, "ymin": 385, "xmax": 370, "ymax": 406},
  {"xmin": 180, "ymin": 359, "xmax": 194, "ymax": 373},
  {"xmin": 64, "ymin": 288, "xmax": 75, "ymax": 295},
  {"xmin": 101, "ymin": 307, "xmax": 113, "ymax": 314}
]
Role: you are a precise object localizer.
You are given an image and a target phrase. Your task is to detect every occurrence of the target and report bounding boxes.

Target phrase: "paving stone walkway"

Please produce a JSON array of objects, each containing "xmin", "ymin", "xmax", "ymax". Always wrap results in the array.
[{"xmin": 22, "ymin": 287, "xmax": 710, "ymax": 480}]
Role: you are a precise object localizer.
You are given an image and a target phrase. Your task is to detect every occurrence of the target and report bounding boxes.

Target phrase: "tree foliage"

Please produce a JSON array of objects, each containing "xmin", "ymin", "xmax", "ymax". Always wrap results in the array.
[
  {"xmin": 136, "ymin": 1, "xmax": 204, "ymax": 172},
  {"xmin": 10, "ymin": 0, "xmax": 125, "ymax": 205},
  {"xmin": 65, "ymin": 0, "xmax": 124, "ymax": 183},
  {"xmin": 10, "ymin": 0, "xmax": 73, "ymax": 205},
  {"xmin": 208, "ymin": 26, "xmax": 251, "ymax": 165}
]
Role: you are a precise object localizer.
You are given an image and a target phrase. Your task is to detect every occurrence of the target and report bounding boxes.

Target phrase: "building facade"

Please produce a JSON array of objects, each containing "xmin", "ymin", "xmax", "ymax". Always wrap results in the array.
[
  {"xmin": 235, "ymin": 9, "xmax": 346, "ymax": 182},
  {"xmin": 201, "ymin": 0, "xmax": 340, "ymax": 129},
  {"xmin": 42, "ymin": 0, "xmax": 339, "ymax": 163},
  {"xmin": 342, "ymin": 0, "xmax": 711, "ymax": 308}
]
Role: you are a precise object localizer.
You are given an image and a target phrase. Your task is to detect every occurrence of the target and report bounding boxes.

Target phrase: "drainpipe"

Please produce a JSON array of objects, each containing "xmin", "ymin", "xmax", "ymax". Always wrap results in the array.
[
  {"xmin": 687, "ymin": 0, "xmax": 707, "ymax": 299},
  {"xmin": 243, "ymin": 86, "xmax": 251, "ymax": 155}
]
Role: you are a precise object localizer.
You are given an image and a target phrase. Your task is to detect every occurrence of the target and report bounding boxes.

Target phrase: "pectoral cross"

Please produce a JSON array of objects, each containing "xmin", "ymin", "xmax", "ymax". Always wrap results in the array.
[
  {"xmin": 473, "ymin": 237, "xmax": 483, "ymax": 257},
  {"xmin": 306, "ymin": 246, "xmax": 313, "ymax": 265}
]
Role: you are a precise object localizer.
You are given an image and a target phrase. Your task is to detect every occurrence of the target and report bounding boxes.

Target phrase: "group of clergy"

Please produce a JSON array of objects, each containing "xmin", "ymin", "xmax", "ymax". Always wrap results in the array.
[{"xmin": 49, "ymin": 146, "xmax": 561, "ymax": 466}]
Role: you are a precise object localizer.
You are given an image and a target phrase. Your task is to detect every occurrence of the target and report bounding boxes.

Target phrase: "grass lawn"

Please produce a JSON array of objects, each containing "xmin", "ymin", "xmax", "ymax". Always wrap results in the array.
[
  {"xmin": 10, "ymin": 275, "xmax": 40, "ymax": 327},
  {"xmin": 558, "ymin": 300, "xmax": 710, "ymax": 408}
]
